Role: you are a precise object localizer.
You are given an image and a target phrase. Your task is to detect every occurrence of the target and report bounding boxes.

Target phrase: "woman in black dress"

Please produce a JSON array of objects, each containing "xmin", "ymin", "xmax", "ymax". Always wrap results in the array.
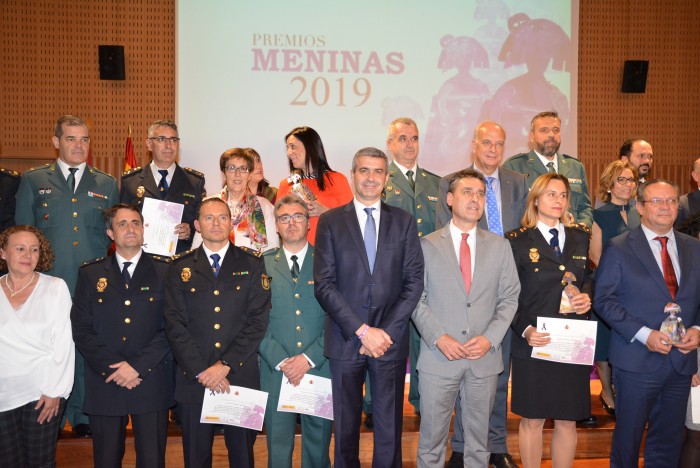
[{"xmin": 507, "ymin": 173, "xmax": 594, "ymax": 468}]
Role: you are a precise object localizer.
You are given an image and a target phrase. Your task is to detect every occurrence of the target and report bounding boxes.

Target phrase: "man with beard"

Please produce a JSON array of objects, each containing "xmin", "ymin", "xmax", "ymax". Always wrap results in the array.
[
  {"xmin": 620, "ymin": 138, "xmax": 654, "ymax": 184},
  {"xmin": 503, "ymin": 111, "xmax": 592, "ymax": 227}
]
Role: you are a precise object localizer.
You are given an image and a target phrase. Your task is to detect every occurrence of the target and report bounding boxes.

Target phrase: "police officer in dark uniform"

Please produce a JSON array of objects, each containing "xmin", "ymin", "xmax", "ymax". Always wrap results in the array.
[
  {"xmin": 15, "ymin": 114, "xmax": 119, "ymax": 437},
  {"xmin": 120, "ymin": 119, "xmax": 205, "ymax": 254},
  {"xmin": 0, "ymin": 167, "xmax": 20, "ymax": 231},
  {"xmin": 71, "ymin": 204, "xmax": 173, "ymax": 467},
  {"xmin": 164, "ymin": 197, "xmax": 270, "ymax": 468}
]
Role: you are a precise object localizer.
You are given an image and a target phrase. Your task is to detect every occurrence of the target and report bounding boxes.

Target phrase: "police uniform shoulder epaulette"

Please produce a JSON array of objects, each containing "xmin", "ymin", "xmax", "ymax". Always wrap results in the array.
[
  {"xmin": 569, "ymin": 223, "xmax": 591, "ymax": 234},
  {"xmin": 561, "ymin": 153, "xmax": 578, "ymax": 160},
  {"xmin": 0, "ymin": 168, "xmax": 20, "ymax": 178},
  {"xmin": 80, "ymin": 256, "xmax": 106, "ymax": 267},
  {"xmin": 171, "ymin": 249, "xmax": 196, "ymax": 261},
  {"xmin": 420, "ymin": 168, "xmax": 440, "ymax": 179},
  {"xmin": 237, "ymin": 246, "xmax": 264, "ymax": 258},
  {"xmin": 24, "ymin": 164, "xmax": 52, "ymax": 174},
  {"xmin": 507, "ymin": 152, "xmax": 529, "ymax": 161},
  {"xmin": 507, "ymin": 227, "xmax": 528, "ymax": 239},
  {"xmin": 147, "ymin": 253, "xmax": 171, "ymax": 264},
  {"xmin": 88, "ymin": 166, "xmax": 116, "ymax": 180},
  {"xmin": 183, "ymin": 167, "xmax": 204, "ymax": 178},
  {"xmin": 121, "ymin": 167, "xmax": 143, "ymax": 178}
]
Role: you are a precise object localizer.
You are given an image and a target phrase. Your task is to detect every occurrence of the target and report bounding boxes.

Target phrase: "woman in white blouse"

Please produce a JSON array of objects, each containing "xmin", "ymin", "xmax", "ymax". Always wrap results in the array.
[
  {"xmin": 0, "ymin": 225, "xmax": 74, "ymax": 466},
  {"xmin": 191, "ymin": 148, "xmax": 279, "ymax": 253}
]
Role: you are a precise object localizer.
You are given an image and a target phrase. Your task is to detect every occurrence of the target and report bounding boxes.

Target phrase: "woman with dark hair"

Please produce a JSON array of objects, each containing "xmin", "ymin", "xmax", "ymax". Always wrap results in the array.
[
  {"xmin": 0, "ymin": 225, "xmax": 74, "ymax": 467},
  {"xmin": 247, "ymin": 148, "xmax": 277, "ymax": 204},
  {"xmin": 277, "ymin": 126, "xmax": 353, "ymax": 244},
  {"xmin": 589, "ymin": 160, "xmax": 640, "ymax": 417},
  {"xmin": 192, "ymin": 147, "xmax": 278, "ymax": 253},
  {"xmin": 507, "ymin": 173, "xmax": 593, "ymax": 468}
]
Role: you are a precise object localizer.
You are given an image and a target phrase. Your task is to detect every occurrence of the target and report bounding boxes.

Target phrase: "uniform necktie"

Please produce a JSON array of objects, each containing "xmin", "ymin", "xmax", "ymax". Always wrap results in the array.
[
  {"xmin": 485, "ymin": 177, "xmax": 503, "ymax": 236},
  {"xmin": 363, "ymin": 207, "xmax": 376, "ymax": 273},
  {"xmin": 549, "ymin": 227, "xmax": 562, "ymax": 259},
  {"xmin": 546, "ymin": 162, "xmax": 556, "ymax": 174},
  {"xmin": 460, "ymin": 233, "xmax": 472, "ymax": 294},
  {"xmin": 290, "ymin": 254, "xmax": 300, "ymax": 281},
  {"xmin": 210, "ymin": 253, "xmax": 221, "ymax": 277},
  {"xmin": 655, "ymin": 236, "xmax": 678, "ymax": 299},
  {"xmin": 67, "ymin": 167, "xmax": 78, "ymax": 193},
  {"xmin": 406, "ymin": 170, "xmax": 415, "ymax": 191},
  {"xmin": 121, "ymin": 261, "xmax": 132, "ymax": 285},
  {"xmin": 158, "ymin": 169, "xmax": 169, "ymax": 198}
]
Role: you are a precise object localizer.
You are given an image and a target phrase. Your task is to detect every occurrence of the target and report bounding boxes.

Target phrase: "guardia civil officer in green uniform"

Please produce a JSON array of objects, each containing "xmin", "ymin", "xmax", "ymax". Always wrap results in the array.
[
  {"xmin": 120, "ymin": 119, "xmax": 205, "ymax": 254},
  {"xmin": 15, "ymin": 115, "xmax": 119, "ymax": 437},
  {"xmin": 259, "ymin": 194, "xmax": 332, "ymax": 468},
  {"xmin": 503, "ymin": 110, "xmax": 592, "ymax": 228},
  {"xmin": 382, "ymin": 117, "xmax": 440, "ymax": 417}
]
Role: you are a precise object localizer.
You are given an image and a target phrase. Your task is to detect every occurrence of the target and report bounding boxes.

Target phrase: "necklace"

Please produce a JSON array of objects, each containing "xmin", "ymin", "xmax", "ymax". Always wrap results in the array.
[{"xmin": 5, "ymin": 272, "xmax": 36, "ymax": 297}]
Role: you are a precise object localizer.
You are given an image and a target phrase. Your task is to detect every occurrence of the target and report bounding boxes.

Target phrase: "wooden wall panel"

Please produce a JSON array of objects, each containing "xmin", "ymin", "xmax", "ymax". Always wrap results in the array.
[
  {"xmin": 0, "ymin": 0, "xmax": 175, "ymax": 180},
  {"xmin": 579, "ymin": 0, "xmax": 700, "ymax": 199}
]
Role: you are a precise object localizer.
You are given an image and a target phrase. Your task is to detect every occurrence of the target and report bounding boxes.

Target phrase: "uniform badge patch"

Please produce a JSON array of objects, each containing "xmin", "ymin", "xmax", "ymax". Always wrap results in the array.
[
  {"xmin": 261, "ymin": 274, "xmax": 272, "ymax": 291},
  {"xmin": 529, "ymin": 248, "xmax": 540, "ymax": 263},
  {"xmin": 97, "ymin": 278, "xmax": 107, "ymax": 292},
  {"xmin": 136, "ymin": 186, "xmax": 145, "ymax": 197},
  {"xmin": 181, "ymin": 267, "xmax": 192, "ymax": 282}
]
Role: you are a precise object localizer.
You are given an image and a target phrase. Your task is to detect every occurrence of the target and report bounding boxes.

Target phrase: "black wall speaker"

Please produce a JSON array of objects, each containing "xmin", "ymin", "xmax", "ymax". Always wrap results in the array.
[
  {"xmin": 98, "ymin": 45, "xmax": 126, "ymax": 80},
  {"xmin": 621, "ymin": 60, "xmax": 648, "ymax": 93}
]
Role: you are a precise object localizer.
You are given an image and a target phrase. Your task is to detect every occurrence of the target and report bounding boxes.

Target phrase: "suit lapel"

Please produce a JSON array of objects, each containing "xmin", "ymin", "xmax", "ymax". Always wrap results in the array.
[
  {"xmin": 129, "ymin": 252, "xmax": 153, "ymax": 289},
  {"xmin": 300, "ymin": 246, "xmax": 314, "ymax": 283},
  {"xmin": 342, "ymin": 203, "xmax": 371, "ymax": 274},
  {"xmin": 193, "ymin": 246, "xmax": 217, "ymax": 280},
  {"xmin": 628, "ymin": 228, "xmax": 670, "ymax": 298},
  {"xmin": 138, "ymin": 167, "xmax": 161, "ymax": 199},
  {"xmin": 437, "ymin": 225, "xmax": 467, "ymax": 296},
  {"xmin": 526, "ymin": 150, "xmax": 547, "ymax": 178},
  {"xmin": 105, "ymin": 255, "xmax": 128, "ymax": 294},
  {"xmin": 271, "ymin": 249, "xmax": 294, "ymax": 286},
  {"xmin": 498, "ymin": 169, "xmax": 515, "ymax": 228},
  {"xmin": 530, "ymin": 228, "xmax": 561, "ymax": 264},
  {"xmin": 373, "ymin": 203, "xmax": 392, "ymax": 273},
  {"xmin": 76, "ymin": 166, "xmax": 98, "ymax": 194},
  {"xmin": 675, "ymin": 231, "xmax": 692, "ymax": 295},
  {"xmin": 167, "ymin": 165, "xmax": 188, "ymax": 199}
]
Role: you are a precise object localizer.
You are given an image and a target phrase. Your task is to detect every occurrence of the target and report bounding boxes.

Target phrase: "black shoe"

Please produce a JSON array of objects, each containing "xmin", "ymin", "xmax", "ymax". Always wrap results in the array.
[
  {"xmin": 446, "ymin": 451, "xmax": 463, "ymax": 468},
  {"xmin": 577, "ymin": 415, "xmax": 598, "ymax": 426},
  {"xmin": 72, "ymin": 423, "xmax": 92, "ymax": 438},
  {"xmin": 599, "ymin": 392, "xmax": 616, "ymax": 418},
  {"xmin": 490, "ymin": 452, "xmax": 519, "ymax": 468},
  {"xmin": 364, "ymin": 414, "xmax": 373, "ymax": 430}
]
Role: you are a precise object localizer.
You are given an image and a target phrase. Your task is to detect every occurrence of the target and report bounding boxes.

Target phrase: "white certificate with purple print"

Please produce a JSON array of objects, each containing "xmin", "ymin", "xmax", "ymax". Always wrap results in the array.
[
  {"xmin": 141, "ymin": 197, "xmax": 183, "ymax": 257},
  {"xmin": 531, "ymin": 316, "xmax": 598, "ymax": 366},
  {"xmin": 200, "ymin": 386, "xmax": 269, "ymax": 431},
  {"xmin": 277, "ymin": 374, "xmax": 334, "ymax": 421}
]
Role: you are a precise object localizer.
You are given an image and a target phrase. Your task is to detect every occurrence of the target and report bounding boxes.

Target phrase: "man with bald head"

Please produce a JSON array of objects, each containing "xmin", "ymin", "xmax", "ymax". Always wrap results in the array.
[
  {"xmin": 675, "ymin": 157, "xmax": 700, "ymax": 229},
  {"xmin": 620, "ymin": 138, "xmax": 654, "ymax": 184},
  {"xmin": 437, "ymin": 121, "xmax": 527, "ymax": 468}
]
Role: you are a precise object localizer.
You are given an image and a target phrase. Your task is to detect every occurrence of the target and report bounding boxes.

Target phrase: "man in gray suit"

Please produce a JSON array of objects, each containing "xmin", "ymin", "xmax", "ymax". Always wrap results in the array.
[
  {"xmin": 412, "ymin": 169, "xmax": 520, "ymax": 468},
  {"xmin": 436, "ymin": 121, "xmax": 527, "ymax": 468}
]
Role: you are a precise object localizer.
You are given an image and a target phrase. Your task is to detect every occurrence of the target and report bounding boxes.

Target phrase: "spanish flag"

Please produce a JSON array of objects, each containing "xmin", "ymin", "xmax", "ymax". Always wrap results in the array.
[{"xmin": 124, "ymin": 124, "xmax": 137, "ymax": 171}]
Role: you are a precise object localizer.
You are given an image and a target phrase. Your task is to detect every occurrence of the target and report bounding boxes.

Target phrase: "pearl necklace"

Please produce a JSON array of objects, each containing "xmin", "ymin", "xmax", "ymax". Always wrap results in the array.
[{"xmin": 5, "ymin": 272, "xmax": 36, "ymax": 297}]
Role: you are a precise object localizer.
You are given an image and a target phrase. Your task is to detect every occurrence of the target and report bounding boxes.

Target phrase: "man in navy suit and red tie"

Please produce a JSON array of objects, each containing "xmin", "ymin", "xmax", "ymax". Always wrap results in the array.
[
  {"xmin": 595, "ymin": 179, "xmax": 700, "ymax": 468},
  {"xmin": 314, "ymin": 147, "xmax": 424, "ymax": 467}
]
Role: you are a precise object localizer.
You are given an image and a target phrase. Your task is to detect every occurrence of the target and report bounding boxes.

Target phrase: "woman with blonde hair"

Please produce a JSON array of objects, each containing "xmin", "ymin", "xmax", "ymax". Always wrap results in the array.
[{"xmin": 508, "ymin": 173, "xmax": 594, "ymax": 468}]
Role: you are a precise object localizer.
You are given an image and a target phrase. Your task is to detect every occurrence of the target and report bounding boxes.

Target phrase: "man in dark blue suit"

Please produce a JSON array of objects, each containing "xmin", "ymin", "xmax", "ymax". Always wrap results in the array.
[
  {"xmin": 595, "ymin": 179, "xmax": 700, "ymax": 468},
  {"xmin": 314, "ymin": 147, "xmax": 424, "ymax": 468}
]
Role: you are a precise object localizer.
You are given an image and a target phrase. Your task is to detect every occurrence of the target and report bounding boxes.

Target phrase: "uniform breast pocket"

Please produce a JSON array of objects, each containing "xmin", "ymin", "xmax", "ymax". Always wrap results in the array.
[{"xmin": 36, "ymin": 194, "xmax": 67, "ymax": 228}]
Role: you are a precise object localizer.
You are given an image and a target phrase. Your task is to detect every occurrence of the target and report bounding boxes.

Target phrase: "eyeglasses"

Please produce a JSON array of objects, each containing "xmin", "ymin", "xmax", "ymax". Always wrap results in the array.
[
  {"xmin": 642, "ymin": 198, "xmax": 679, "ymax": 207},
  {"xmin": 148, "ymin": 136, "xmax": 180, "ymax": 144},
  {"xmin": 276, "ymin": 214, "xmax": 309, "ymax": 224},
  {"xmin": 224, "ymin": 165, "xmax": 250, "ymax": 174},
  {"xmin": 615, "ymin": 177, "xmax": 637, "ymax": 185}
]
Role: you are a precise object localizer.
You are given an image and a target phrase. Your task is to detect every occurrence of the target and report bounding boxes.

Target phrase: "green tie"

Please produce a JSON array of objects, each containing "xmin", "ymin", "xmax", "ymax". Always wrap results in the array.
[
  {"xmin": 406, "ymin": 170, "xmax": 415, "ymax": 190},
  {"xmin": 67, "ymin": 167, "xmax": 78, "ymax": 193},
  {"xmin": 546, "ymin": 162, "xmax": 556, "ymax": 174}
]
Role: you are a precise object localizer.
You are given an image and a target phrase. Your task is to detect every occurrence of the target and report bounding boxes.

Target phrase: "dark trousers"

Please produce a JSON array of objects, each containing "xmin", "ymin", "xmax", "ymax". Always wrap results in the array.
[
  {"xmin": 179, "ymin": 402, "xmax": 256, "ymax": 468},
  {"xmin": 0, "ymin": 398, "xmax": 66, "ymax": 468},
  {"xmin": 90, "ymin": 409, "xmax": 169, "ymax": 468},
  {"xmin": 611, "ymin": 364, "xmax": 691, "ymax": 468},
  {"xmin": 329, "ymin": 356, "xmax": 405, "ymax": 468}
]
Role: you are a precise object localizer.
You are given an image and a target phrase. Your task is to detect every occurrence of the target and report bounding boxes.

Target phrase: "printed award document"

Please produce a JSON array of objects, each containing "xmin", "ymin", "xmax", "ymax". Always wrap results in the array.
[
  {"xmin": 277, "ymin": 374, "xmax": 334, "ymax": 420},
  {"xmin": 141, "ymin": 197, "xmax": 183, "ymax": 256},
  {"xmin": 200, "ymin": 386, "xmax": 269, "ymax": 431},
  {"xmin": 531, "ymin": 316, "xmax": 597, "ymax": 366}
]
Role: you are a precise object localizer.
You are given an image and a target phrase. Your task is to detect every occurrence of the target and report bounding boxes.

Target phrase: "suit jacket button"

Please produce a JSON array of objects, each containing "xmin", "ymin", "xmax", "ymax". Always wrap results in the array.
[
  {"xmin": 462, "ymin": 331, "xmax": 467, "ymax": 335},
  {"xmin": 296, "ymin": 342, "xmax": 302, "ymax": 348},
  {"xmin": 417, "ymin": 218, "xmax": 422, "ymax": 223},
  {"xmin": 149, "ymin": 297, "xmax": 154, "ymax": 301},
  {"xmin": 124, "ymin": 318, "xmax": 131, "ymax": 324},
  {"xmin": 236, "ymin": 285, "xmax": 241, "ymax": 290},
  {"xmin": 124, "ymin": 300, "xmax": 131, "ymax": 306},
  {"xmin": 416, "ymin": 204, "xmax": 422, "ymax": 209},
  {"xmin": 191, "ymin": 288, "xmax": 196, "ymax": 292},
  {"xmin": 215, "ymin": 342, "xmax": 221, "ymax": 348},
  {"xmin": 214, "ymin": 290, "xmax": 220, "ymax": 295},
  {"xmin": 296, "ymin": 326, "xmax": 302, "ymax": 331},
  {"xmin": 72, "ymin": 197, "xmax": 77, "ymax": 203},
  {"xmin": 122, "ymin": 336, "xmax": 127, "ymax": 342},
  {"xmin": 295, "ymin": 310, "xmax": 302, "ymax": 315},
  {"xmin": 214, "ymin": 323, "xmax": 220, "ymax": 330},
  {"xmin": 73, "ymin": 212, "xmax": 78, "ymax": 218},
  {"xmin": 73, "ymin": 241, "xmax": 79, "ymax": 246},
  {"xmin": 294, "ymin": 293, "xmax": 300, "ymax": 298},
  {"xmin": 214, "ymin": 306, "xmax": 221, "ymax": 313}
]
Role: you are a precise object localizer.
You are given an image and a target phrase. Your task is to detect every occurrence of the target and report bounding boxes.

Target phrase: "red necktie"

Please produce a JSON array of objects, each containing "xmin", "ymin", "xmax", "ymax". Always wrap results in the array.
[
  {"xmin": 460, "ymin": 233, "xmax": 472, "ymax": 294},
  {"xmin": 655, "ymin": 236, "xmax": 678, "ymax": 299}
]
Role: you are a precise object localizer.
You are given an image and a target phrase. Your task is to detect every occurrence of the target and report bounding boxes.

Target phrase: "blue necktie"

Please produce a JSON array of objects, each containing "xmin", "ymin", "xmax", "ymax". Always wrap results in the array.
[
  {"xmin": 158, "ymin": 169, "xmax": 169, "ymax": 198},
  {"xmin": 363, "ymin": 207, "xmax": 376, "ymax": 273},
  {"xmin": 485, "ymin": 177, "xmax": 503, "ymax": 236},
  {"xmin": 549, "ymin": 228, "xmax": 562, "ymax": 259},
  {"xmin": 210, "ymin": 253, "xmax": 221, "ymax": 277},
  {"xmin": 121, "ymin": 261, "xmax": 132, "ymax": 286}
]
